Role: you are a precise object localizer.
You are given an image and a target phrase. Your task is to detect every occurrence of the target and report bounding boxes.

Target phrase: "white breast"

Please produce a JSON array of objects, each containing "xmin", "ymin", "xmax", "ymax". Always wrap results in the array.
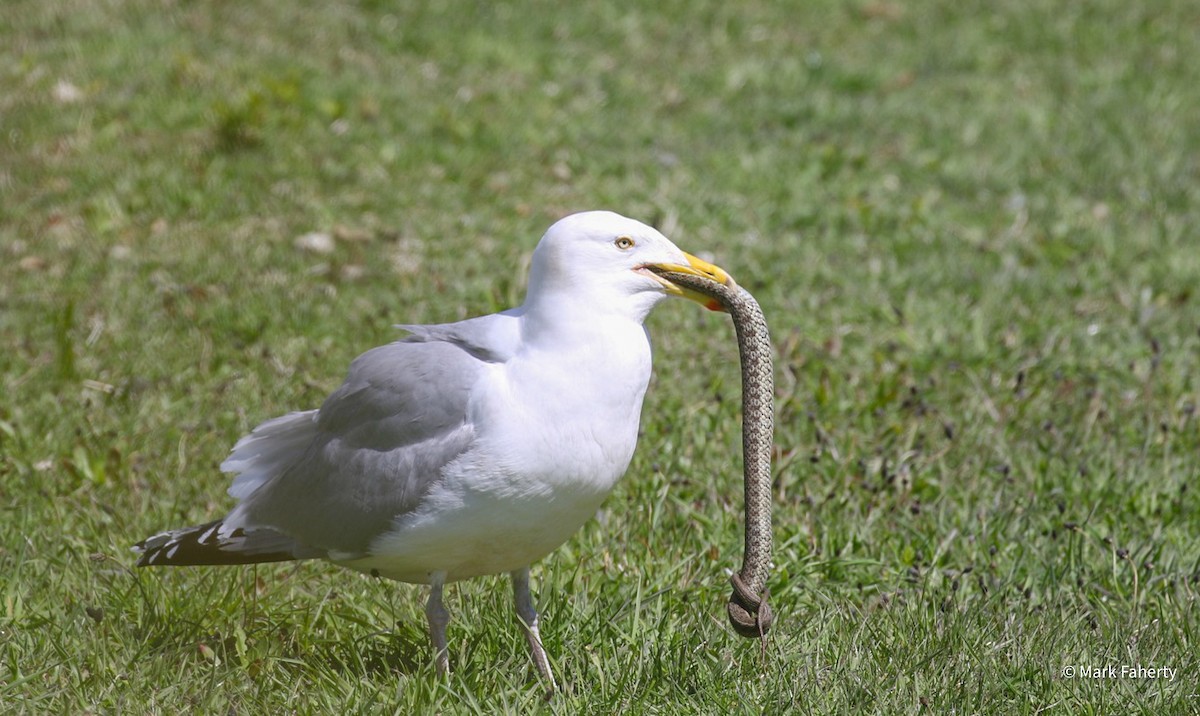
[{"xmin": 341, "ymin": 319, "xmax": 654, "ymax": 583}]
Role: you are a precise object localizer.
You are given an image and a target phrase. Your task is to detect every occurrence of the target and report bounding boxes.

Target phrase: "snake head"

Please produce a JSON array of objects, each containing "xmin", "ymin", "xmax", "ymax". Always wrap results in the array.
[{"xmin": 639, "ymin": 252, "xmax": 737, "ymax": 312}]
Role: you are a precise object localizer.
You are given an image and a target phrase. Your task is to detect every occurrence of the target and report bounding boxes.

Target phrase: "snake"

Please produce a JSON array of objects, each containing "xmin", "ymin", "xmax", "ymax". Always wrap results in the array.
[{"xmin": 650, "ymin": 268, "xmax": 775, "ymax": 640}]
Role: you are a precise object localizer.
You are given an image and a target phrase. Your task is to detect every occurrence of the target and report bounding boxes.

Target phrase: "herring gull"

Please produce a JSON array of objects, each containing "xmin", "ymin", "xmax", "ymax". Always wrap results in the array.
[{"xmin": 134, "ymin": 210, "xmax": 734, "ymax": 691}]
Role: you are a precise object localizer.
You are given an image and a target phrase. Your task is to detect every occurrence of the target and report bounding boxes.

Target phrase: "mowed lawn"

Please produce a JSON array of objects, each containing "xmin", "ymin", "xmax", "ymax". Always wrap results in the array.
[{"xmin": 3, "ymin": 0, "xmax": 1199, "ymax": 712}]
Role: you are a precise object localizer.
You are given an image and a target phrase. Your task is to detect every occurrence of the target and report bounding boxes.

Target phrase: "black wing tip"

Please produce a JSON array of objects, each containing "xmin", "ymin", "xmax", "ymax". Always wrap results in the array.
[{"xmin": 133, "ymin": 520, "xmax": 301, "ymax": 567}]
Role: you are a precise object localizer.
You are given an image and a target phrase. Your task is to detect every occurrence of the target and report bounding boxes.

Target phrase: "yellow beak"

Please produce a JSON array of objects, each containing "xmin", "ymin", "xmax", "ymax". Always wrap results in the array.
[{"xmin": 643, "ymin": 252, "xmax": 736, "ymax": 311}]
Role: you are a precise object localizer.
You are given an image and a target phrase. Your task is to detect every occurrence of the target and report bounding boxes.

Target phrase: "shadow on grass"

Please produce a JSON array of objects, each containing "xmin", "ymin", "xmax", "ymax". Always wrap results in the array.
[
  {"xmin": 120, "ymin": 566, "xmax": 434, "ymax": 679},
  {"xmin": 313, "ymin": 626, "xmax": 431, "ymax": 677}
]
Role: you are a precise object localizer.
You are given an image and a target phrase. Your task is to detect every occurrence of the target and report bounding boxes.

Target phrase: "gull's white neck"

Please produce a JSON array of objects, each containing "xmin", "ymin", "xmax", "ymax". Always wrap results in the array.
[{"xmin": 518, "ymin": 281, "xmax": 662, "ymax": 349}]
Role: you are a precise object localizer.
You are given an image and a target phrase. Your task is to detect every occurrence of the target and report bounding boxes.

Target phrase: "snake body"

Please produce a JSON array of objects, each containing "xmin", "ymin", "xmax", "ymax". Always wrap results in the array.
[{"xmin": 654, "ymin": 269, "xmax": 775, "ymax": 639}]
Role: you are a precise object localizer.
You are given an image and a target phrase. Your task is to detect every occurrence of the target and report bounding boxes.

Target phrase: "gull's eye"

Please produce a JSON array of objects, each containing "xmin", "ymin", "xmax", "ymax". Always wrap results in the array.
[{"xmin": 615, "ymin": 236, "xmax": 635, "ymax": 250}]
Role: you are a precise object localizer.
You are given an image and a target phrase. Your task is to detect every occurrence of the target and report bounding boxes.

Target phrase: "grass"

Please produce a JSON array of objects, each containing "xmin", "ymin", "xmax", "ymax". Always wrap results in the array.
[{"xmin": 3, "ymin": 0, "xmax": 1199, "ymax": 712}]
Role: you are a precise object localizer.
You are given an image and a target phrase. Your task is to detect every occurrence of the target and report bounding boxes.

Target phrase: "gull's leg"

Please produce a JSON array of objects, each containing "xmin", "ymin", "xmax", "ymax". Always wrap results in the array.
[
  {"xmin": 425, "ymin": 571, "xmax": 451, "ymax": 676},
  {"xmin": 511, "ymin": 567, "xmax": 557, "ymax": 692}
]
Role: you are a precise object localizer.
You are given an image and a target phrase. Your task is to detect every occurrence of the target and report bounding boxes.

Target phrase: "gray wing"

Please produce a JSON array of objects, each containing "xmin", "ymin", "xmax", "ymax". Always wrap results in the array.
[
  {"xmin": 220, "ymin": 337, "xmax": 489, "ymax": 556},
  {"xmin": 396, "ymin": 308, "xmax": 522, "ymax": 363}
]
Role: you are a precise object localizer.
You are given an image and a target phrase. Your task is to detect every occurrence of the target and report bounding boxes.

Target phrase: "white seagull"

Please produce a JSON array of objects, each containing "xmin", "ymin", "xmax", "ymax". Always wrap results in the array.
[{"xmin": 134, "ymin": 210, "xmax": 733, "ymax": 690}]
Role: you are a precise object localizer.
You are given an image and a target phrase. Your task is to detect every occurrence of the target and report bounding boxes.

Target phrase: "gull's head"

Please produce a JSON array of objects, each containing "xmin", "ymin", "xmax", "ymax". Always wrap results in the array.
[{"xmin": 525, "ymin": 211, "xmax": 733, "ymax": 321}]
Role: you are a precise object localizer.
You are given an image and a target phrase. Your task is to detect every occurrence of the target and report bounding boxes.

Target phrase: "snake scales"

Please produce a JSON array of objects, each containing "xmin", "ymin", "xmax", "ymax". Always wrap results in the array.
[{"xmin": 652, "ymin": 268, "xmax": 775, "ymax": 640}]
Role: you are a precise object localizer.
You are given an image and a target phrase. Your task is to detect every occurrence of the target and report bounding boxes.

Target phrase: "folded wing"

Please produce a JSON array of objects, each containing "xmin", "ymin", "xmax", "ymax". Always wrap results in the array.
[{"xmin": 137, "ymin": 314, "xmax": 520, "ymax": 566}]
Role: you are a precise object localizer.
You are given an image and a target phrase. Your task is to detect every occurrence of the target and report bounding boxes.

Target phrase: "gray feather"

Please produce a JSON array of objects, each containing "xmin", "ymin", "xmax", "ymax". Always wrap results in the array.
[
  {"xmin": 220, "ymin": 334, "xmax": 495, "ymax": 555},
  {"xmin": 397, "ymin": 309, "xmax": 522, "ymax": 363}
]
